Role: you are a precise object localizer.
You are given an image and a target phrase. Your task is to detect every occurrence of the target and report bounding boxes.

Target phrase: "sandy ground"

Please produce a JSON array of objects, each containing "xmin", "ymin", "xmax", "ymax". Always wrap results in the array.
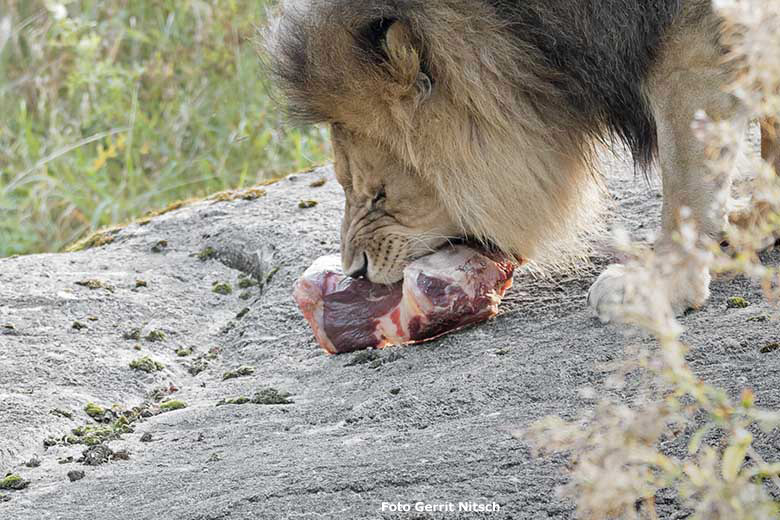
[{"xmin": 1, "ymin": 158, "xmax": 778, "ymax": 520}]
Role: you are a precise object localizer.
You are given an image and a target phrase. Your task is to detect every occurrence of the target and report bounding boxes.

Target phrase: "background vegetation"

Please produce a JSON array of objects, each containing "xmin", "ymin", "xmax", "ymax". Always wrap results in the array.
[
  {"xmin": 0, "ymin": 0, "xmax": 330, "ymax": 257},
  {"xmin": 526, "ymin": 2, "xmax": 780, "ymax": 518}
]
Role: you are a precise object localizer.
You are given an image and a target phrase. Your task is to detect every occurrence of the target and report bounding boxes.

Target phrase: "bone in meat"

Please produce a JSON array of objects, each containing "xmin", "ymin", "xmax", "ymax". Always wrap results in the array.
[{"xmin": 293, "ymin": 246, "xmax": 514, "ymax": 354}]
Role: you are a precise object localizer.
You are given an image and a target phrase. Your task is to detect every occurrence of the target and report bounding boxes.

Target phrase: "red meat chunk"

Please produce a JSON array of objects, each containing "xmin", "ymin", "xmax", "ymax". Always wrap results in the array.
[{"xmin": 293, "ymin": 246, "xmax": 515, "ymax": 354}]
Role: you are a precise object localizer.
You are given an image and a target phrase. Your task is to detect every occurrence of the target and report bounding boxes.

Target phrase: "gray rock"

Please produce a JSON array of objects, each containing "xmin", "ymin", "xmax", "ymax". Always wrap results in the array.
[
  {"xmin": 80, "ymin": 445, "xmax": 113, "ymax": 466},
  {"xmin": 0, "ymin": 162, "xmax": 778, "ymax": 519},
  {"xmin": 67, "ymin": 470, "xmax": 85, "ymax": 482}
]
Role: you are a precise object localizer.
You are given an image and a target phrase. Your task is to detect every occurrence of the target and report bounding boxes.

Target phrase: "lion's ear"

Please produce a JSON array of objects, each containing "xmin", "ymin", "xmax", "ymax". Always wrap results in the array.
[
  {"xmin": 384, "ymin": 21, "xmax": 413, "ymax": 57},
  {"xmin": 383, "ymin": 21, "xmax": 428, "ymax": 97}
]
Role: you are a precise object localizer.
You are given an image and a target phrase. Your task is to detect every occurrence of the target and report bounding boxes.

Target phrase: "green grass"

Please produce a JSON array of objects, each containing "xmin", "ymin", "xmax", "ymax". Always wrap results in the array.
[{"xmin": 0, "ymin": 1, "xmax": 330, "ymax": 257}]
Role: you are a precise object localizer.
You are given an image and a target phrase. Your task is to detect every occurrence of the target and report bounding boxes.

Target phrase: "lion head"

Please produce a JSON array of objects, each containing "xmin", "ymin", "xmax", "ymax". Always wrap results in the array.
[{"xmin": 267, "ymin": 1, "xmax": 604, "ymax": 283}]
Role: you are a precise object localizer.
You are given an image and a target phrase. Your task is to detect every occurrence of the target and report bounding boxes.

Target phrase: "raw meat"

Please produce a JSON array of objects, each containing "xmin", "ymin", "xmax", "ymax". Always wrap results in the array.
[{"xmin": 293, "ymin": 246, "xmax": 515, "ymax": 354}]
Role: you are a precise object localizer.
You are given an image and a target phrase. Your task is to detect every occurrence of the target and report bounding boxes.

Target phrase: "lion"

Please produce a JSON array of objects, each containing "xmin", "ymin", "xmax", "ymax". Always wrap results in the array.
[{"xmin": 266, "ymin": 0, "xmax": 779, "ymax": 322}]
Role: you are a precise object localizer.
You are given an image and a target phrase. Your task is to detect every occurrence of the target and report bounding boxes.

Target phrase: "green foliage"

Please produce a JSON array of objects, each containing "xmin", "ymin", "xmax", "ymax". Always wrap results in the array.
[
  {"xmin": 726, "ymin": 296, "xmax": 750, "ymax": 309},
  {"xmin": 0, "ymin": 1, "xmax": 330, "ymax": 256},
  {"xmin": 0, "ymin": 474, "xmax": 29, "ymax": 490},
  {"xmin": 175, "ymin": 347, "xmax": 193, "ymax": 357},
  {"xmin": 252, "ymin": 388, "xmax": 293, "ymax": 405},
  {"xmin": 222, "ymin": 365, "xmax": 254, "ymax": 381},
  {"xmin": 84, "ymin": 402, "xmax": 105, "ymax": 419},
  {"xmin": 129, "ymin": 356, "xmax": 164, "ymax": 373},
  {"xmin": 144, "ymin": 329, "xmax": 165, "ymax": 342},
  {"xmin": 216, "ymin": 396, "xmax": 251, "ymax": 406},
  {"xmin": 212, "ymin": 281, "xmax": 233, "ymax": 295},
  {"xmin": 525, "ymin": 3, "xmax": 780, "ymax": 517},
  {"xmin": 159, "ymin": 399, "xmax": 187, "ymax": 412}
]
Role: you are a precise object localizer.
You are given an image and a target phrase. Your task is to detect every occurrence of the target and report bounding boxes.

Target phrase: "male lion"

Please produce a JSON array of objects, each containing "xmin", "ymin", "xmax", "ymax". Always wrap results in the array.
[{"xmin": 267, "ymin": 1, "xmax": 778, "ymax": 322}]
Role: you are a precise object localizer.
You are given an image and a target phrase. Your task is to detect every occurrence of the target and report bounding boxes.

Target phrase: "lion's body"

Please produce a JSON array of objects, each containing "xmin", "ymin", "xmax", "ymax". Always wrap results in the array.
[
  {"xmin": 487, "ymin": 0, "xmax": 689, "ymax": 167},
  {"xmin": 268, "ymin": 1, "xmax": 771, "ymax": 317}
]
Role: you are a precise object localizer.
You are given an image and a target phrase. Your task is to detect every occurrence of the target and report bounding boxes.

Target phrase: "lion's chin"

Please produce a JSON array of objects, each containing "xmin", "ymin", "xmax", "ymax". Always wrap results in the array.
[
  {"xmin": 366, "ymin": 239, "xmax": 518, "ymax": 286},
  {"xmin": 449, "ymin": 237, "xmax": 520, "ymax": 265}
]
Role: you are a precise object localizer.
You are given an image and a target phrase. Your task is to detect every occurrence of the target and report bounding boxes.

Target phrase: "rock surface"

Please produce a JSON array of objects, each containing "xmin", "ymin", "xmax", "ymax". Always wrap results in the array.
[{"xmin": 1, "ymin": 159, "xmax": 779, "ymax": 520}]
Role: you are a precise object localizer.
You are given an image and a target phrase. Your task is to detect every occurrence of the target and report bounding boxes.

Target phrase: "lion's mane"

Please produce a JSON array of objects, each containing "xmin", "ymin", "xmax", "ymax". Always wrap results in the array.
[{"xmin": 266, "ymin": 0, "xmax": 704, "ymax": 268}]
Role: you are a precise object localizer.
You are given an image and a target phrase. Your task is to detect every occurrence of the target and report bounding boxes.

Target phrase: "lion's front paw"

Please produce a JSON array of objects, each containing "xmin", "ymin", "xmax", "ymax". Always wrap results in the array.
[
  {"xmin": 587, "ymin": 261, "xmax": 711, "ymax": 324},
  {"xmin": 587, "ymin": 264, "xmax": 629, "ymax": 324}
]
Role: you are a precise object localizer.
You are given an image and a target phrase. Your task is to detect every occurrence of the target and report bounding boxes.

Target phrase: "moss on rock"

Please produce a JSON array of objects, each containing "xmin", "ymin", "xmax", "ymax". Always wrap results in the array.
[
  {"xmin": 66, "ymin": 227, "xmax": 120, "ymax": 252},
  {"xmin": 252, "ymin": 388, "xmax": 293, "ymax": 405},
  {"xmin": 760, "ymin": 342, "xmax": 780, "ymax": 354},
  {"xmin": 176, "ymin": 347, "xmax": 193, "ymax": 357},
  {"xmin": 209, "ymin": 187, "xmax": 267, "ymax": 202},
  {"xmin": 84, "ymin": 402, "xmax": 105, "ymax": 419},
  {"xmin": 71, "ymin": 425, "xmax": 116, "ymax": 446},
  {"xmin": 216, "ymin": 396, "xmax": 251, "ymax": 406},
  {"xmin": 212, "ymin": 282, "xmax": 233, "ymax": 295},
  {"xmin": 726, "ymin": 296, "xmax": 750, "ymax": 309},
  {"xmin": 123, "ymin": 328, "xmax": 142, "ymax": 341},
  {"xmin": 159, "ymin": 400, "xmax": 187, "ymax": 412},
  {"xmin": 144, "ymin": 330, "xmax": 166, "ymax": 342},
  {"xmin": 129, "ymin": 356, "xmax": 164, "ymax": 373},
  {"xmin": 237, "ymin": 277, "xmax": 257, "ymax": 289},
  {"xmin": 48, "ymin": 404, "xmax": 156, "ymax": 449},
  {"xmin": 240, "ymin": 187, "xmax": 267, "ymax": 200},
  {"xmin": 188, "ymin": 359, "xmax": 208, "ymax": 376},
  {"xmin": 50, "ymin": 408, "xmax": 74, "ymax": 419},
  {"xmin": 197, "ymin": 247, "xmax": 217, "ymax": 261},
  {"xmin": 151, "ymin": 240, "xmax": 168, "ymax": 253},
  {"xmin": 223, "ymin": 365, "xmax": 255, "ymax": 381},
  {"xmin": 0, "ymin": 475, "xmax": 29, "ymax": 491},
  {"xmin": 75, "ymin": 279, "xmax": 114, "ymax": 292}
]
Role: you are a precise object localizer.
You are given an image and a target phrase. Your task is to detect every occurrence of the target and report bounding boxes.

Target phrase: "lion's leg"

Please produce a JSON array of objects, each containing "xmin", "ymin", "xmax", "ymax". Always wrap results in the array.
[
  {"xmin": 726, "ymin": 118, "xmax": 779, "ymax": 239},
  {"xmin": 761, "ymin": 117, "xmax": 780, "ymax": 175},
  {"xmin": 589, "ymin": 22, "xmax": 747, "ymax": 323},
  {"xmin": 651, "ymin": 72, "xmax": 747, "ymax": 245}
]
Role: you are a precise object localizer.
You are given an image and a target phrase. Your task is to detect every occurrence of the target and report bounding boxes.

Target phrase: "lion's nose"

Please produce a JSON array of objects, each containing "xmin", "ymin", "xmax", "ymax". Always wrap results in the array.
[{"xmin": 345, "ymin": 252, "xmax": 369, "ymax": 279}]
